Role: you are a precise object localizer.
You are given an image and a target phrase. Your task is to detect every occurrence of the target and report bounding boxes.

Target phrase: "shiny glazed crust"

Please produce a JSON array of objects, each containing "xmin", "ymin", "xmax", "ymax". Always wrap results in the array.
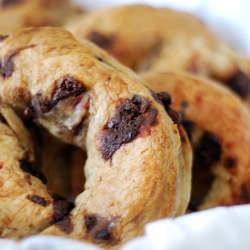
[
  {"xmin": 143, "ymin": 71, "xmax": 250, "ymax": 209},
  {"xmin": 0, "ymin": 27, "xmax": 192, "ymax": 248}
]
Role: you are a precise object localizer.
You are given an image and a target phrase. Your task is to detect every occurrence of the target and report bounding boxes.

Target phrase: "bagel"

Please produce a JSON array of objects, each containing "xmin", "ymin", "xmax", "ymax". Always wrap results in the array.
[
  {"xmin": 0, "ymin": 27, "xmax": 192, "ymax": 248},
  {"xmin": 67, "ymin": 4, "xmax": 250, "ymax": 103},
  {"xmin": 142, "ymin": 71, "xmax": 250, "ymax": 210},
  {"xmin": 0, "ymin": 0, "xmax": 84, "ymax": 34}
]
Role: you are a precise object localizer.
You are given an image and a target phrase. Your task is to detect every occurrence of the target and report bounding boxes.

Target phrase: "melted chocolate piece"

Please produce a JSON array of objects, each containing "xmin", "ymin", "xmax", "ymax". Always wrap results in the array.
[
  {"xmin": 85, "ymin": 215, "xmax": 115, "ymax": 242},
  {"xmin": 226, "ymin": 71, "xmax": 250, "ymax": 98},
  {"xmin": 0, "ymin": 35, "xmax": 8, "ymax": 42},
  {"xmin": 152, "ymin": 91, "xmax": 182, "ymax": 124},
  {"xmin": 0, "ymin": 45, "xmax": 35, "ymax": 78},
  {"xmin": 52, "ymin": 194, "xmax": 74, "ymax": 223},
  {"xmin": 31, "ymin": 76, "xmax": 86, "ymax": 115},
  {"xmin": 87, "ymin": 31, "xmax": 114, "ymax": 49},
  {"xmin": 27, "ymin": 195, "xmax": 49, "ymax": 207},
  {"xmin": 85, "ymin": 215, "xmax": 97, "ymax": 232},
  {"xmin": 55, "ymin": 216, "xmax": 73, "ymax": 234},
  {"xmin": 195, "ymin": 133, "xmax": 222, "ymax": 168},
  {"xmin": 20, "ymin": 160, "xmax": 47, "ymax": 184},
  {"xmin": 100, "ymin": 95, "xmax": 158, "ymax": 160},
  {"xmin": 51, "ymin": 76, "xmax": 86, "ymax": 107},
  {"xmin": 224, "ymin": 156, "xmax": 237, "ymax": 168},
  {"xmin": 0, "ymin": 57, "xmax": 14, "ymax": 78}
]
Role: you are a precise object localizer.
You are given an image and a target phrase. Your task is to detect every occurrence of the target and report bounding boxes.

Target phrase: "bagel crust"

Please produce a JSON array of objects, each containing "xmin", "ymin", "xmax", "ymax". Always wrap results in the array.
[
  {"xmin": 0, "ymin": 27, "xmax": 192, "ymax": 248},
  {"xmin": 67, "ymin": 4, "xmax": 250, "ymax": 103},
  {"xmin": 0, "ymin": 0, "xmax": 84, "ymax": 34},
  {"xmin": 143, "ymin": 71, "xmax": 250, "ymax": 210}
]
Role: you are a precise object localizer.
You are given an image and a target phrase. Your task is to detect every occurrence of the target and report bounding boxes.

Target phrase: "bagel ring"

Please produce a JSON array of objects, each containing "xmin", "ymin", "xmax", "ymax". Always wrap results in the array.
[
  {"xmin": 143, "ymin": 71, "xmax": 250, "ymax": 210},
  {"xmin": 0, "ymin": 0, "xmax": 84, "ymax": 35},
  {"xmin": 67, "ymin": 4, "xmax": 250, "ymax": 104},
  {"xmin": 0, "ymin": 27, "xmax": 192, "ymax": 248}
]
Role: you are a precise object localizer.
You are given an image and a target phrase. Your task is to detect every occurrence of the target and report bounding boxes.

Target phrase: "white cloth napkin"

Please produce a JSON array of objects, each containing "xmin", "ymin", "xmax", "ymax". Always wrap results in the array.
[
  {"xmin": 2, "ymin": 205, "xmax": 250, "ymax": 250},
  {"xmin": 122, "ymin": 205, "xmax": 250, "ymax": 250}
]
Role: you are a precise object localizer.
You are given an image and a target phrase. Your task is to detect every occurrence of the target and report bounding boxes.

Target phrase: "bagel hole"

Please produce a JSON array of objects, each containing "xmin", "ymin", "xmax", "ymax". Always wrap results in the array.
[
  {"xmin": 27, "ymin": 123, "xmax": 86, "ymax": 199},
  {"xmin": 182, "ymin": 121, "xmax": 222, "ymax": 211}
]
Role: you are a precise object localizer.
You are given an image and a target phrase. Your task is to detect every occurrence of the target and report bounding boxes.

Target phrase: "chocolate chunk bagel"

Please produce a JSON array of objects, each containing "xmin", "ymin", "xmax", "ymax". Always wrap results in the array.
[
  {"xmin": 143, "ymin": 71, "xmax": 250, "ymax": 210},
  {"xmin": 0, "ymin": 27, "xmax": 192, "ymax": 248},
  {"xmin": 68, "ymin": 4, "xmax": 250, "ymax": 104},
  {"xmin": 0, "ymin": 0, "xmax": 84, "ymax": 34}
]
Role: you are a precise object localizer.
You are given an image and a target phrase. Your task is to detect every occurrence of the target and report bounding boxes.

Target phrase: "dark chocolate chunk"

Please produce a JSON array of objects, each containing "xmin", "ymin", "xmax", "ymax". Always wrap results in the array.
[
  {"xmin": 195, "ymin": 132, "xmax": 222, "ymax": 168},
  {"xmin": 100, "ymin": 95, "xmax": 157, "ymax": 160},
  {"xmin": 87, "ymin": 31, "xmax": 114, "ymax": 49},
  {"xmin": 31, "ymin": 76, "xmax": 86, "ymax": 115},
  {"xmin": 52, "ymin": 194, "xmax": 74, "ymax": 223},
  {"xmin": 0, "ymin": 57, "xmax": 14, "ymax": 78},
  {"xmin": 51, "ymin": 76, "xmax": 86, "ymax": 107},
  {"xmin": 0, "ymin": 35, "xmax": 8, "ymax": 42},
  {"xmin": 20, "ymin": 160, "xmax": 47, "ymax": 184},
  {"xmin": 152, "ymin": 91, "xmax": 182, "ymax": 124},
  {"xmin": 27, "ymin": 195, "xmax": 49, "ymax": 207},
  {"xmin": 85, "ymin": 214, "xmax": 115, "ymax": 242},
  {"xmin": 55, "ymin": 216, "xmax": 73, "ymax": 234},
  {"xmin": 224, "ymin": 156, "xmax": 237, "ymax": 168},
  {"xmin": 152, "ymin": 91, "xmax": 171, "ymax": 108},
  {"xmin": 85, "ymin": 215, "xmax": 97, "ymax": 232},
  {"xmin": 226, "ymin": 71, "xmax": 250, "ymax": 98},
  {"xmin": 95, "ymin": 230, "xmax": 112, "ymax": 241}
]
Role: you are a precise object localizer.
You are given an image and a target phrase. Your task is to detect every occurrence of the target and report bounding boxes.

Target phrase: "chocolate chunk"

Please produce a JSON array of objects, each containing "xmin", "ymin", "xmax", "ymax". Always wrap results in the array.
[
  {"xmin": 27, "ymin": 195, "xmax": 49, "ymax": 207},
  {"xmin": 20, "ymin": 160, "xmax": 47, "ymax": 184},
  {"xmin": 52, "ymin": 194, "xmax": 74, "ymax": 223},
  {"xmin": 152, "ymin": 92, "xmax": 171, "ymax": 108},
  {"xmin": 85, "ymin": 214, "xmax": 115, "ymax": 242},
  {"xmin": 152, "ymin": 91, "xmax": 182, "ymax": 124},
  {"xmin": 0, "ymin": 57, "xmax": 14, "ymax": 78},
  {"xmin": 55, "ymin": 216, "xmax": 73, "ymax": 234},
  {"xmin": 85, "ymin": 215, "xmax": 97, "ymax": 232},
  {"xmin": 1, "ymin": 0, "xmax": 22, "ymax": 7},
  {"xmin": 226, "ymin": 71, "xmax": 250, "ymax": 98},
  {"xmin": 195, "ymin": 132, "xmax": 222, "ymax": 168},
  {"xmin": 51, "ymin": 76, "xmax": 86, "ymax": 107},
  {"xmin": 95, "ymin": 230, "xmax": 112, "ymax": 241},
  {"xmin": 0, "ymin": 35, "xmax": 8, "ymax": 42},
  {"xmin": 224, "ymin": 156, "xmax": 237, "ymax": 168},
  {"xmin": 31, "ymin": 76, "xmax": 86, "ymax": 115},
  {"xmin": 100, "ymin": 95, "xmax": 157, "ymax": 160},
  {"xmin": 87, "ymin": 31, "xmax": 114, "ymax": 49}
]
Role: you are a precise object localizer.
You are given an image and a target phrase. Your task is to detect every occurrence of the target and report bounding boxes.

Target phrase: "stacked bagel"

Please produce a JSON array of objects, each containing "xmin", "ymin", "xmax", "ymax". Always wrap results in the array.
[{"xmin": 0, "ymin": 3, "xmax": 249, "ymax": 249}]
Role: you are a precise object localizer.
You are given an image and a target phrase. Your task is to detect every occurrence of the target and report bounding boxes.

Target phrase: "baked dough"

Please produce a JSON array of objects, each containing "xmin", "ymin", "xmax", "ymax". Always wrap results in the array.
[
  {"xmin": 0, "ymin": 0, "xmax": 84, "ymax": 34},
  {"xmin": 143, "ymin": 71, "xmax": 250, "ymax": 210},
  {"xmin": 67, "ymin": 4, "xmax": 250, "ymax": 103},
  {"xmin": 0, "ymin": 27, "xmax": 192, "ymax": 248}
]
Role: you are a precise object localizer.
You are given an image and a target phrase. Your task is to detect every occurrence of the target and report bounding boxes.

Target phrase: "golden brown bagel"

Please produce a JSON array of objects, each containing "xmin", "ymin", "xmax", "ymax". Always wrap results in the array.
[
  {"xmin": 0, "ymin": 0, "xmax": 84, "ymax": 34},
  {"xmin": 68, "ymin": 4, "xmax": 250, "ymax": 102},
  {"xmin": 0, "ymin": 27, "xmax": 191, "ymax": 248},
  {"xmin": 143, "ymin": 71, "xmax": 250, "ymax": 210}
]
